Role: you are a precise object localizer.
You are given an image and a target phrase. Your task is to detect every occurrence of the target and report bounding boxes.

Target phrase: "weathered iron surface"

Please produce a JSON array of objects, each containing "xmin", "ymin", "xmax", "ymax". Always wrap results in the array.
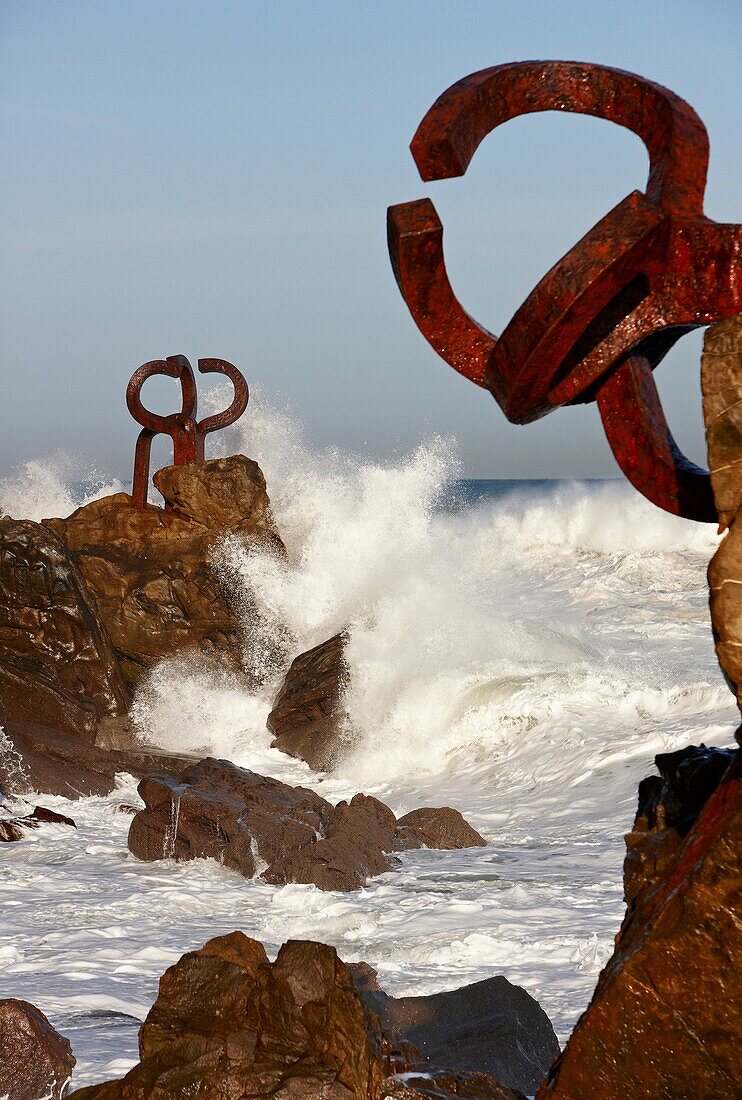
[
  {"xmin": 126, "ymin": 355, "xmax": 248, "ymax": 509},
  {"xmin": 388, "ymin": 61, "xmax": 741, "ymax": 522}
]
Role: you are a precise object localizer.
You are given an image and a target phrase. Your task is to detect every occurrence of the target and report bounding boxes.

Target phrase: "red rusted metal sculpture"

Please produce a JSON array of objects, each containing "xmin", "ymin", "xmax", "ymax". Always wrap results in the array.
[
  {"xmin": 387, "ymin": 61, "xmax": 741, "ymax": 523},
  {"xmin": 126, "ymin": 355, "xmax": 248, "ymax": 509}
]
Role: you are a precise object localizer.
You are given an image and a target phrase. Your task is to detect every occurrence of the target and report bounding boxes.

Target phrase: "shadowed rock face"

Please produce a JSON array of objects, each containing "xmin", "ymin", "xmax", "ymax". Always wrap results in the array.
[
  {"xmin": 127, "ymin": 757, "xmax": 487, "ymax": 892},
  {"xmin": 267, "ymin": 632, "xmax": 353, "ymax": 771},
  {"xmin": 46, "ymin": 455, "xmax": 283, "ymax": 691},
  {"xmin": 624, "ymin": 744, "xmax": 735, "ymax": 907},
  {"xmin": 0, "ymin": 998, "xmax": 75, "ymax": 1100},
  {"xmin": 67, "ymin": 933, "xmax": 534, "ymax": 1099},
  {"xmin": 353, "ymin": 969, "xmax": 560, "ymax": 1096},
  {"xmin": 538, "ymin": 748, "xmax": 741, "ymax": 1099},
  {"xmin": 0, "ymin": 519, "xmax": 129, "ymax": 740}
]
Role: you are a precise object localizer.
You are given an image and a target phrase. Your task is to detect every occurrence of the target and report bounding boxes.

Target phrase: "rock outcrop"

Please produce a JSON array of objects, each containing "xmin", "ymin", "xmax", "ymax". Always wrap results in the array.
[
  {"xmin": 0, "ymin": 715, "xmax": 198, "ymax": 800},
  {"xmin": 127, "ymin": 757, "xmax": 487, "ymax": 891},
  {"xmin": 538, "ymin": 747, "xmax": 741, "ymax": 1099},
  {"xmin": 703, "ymin": 315, "xmax": 742, "ymax": 708},
  {"xmin": 68, "ymin": 932, "xmax": 533, "ymax": 1099},
  {"xmin": 0, "ymin": 518, "xmax": 129, "ymax": 740},
  {"xmin": 354, "ymin": 968, "xmax": 559, "ymax": 1096},
  {"xmin": 0, "ymin": 802, "xmax": 75, "ymax": 842},
  {"xmin": 623, "ymin": 743, "xmax": 735, "ymax": 906},
  {"xmin": 46, "ymin": 455, "xmax": 282, "ymax": 692},
  {"xmin": 267, "ymin": 632, "xmax": 353, "ymax": 771},
  {"xmin": 0, "ymin": 455, "xmax": 283, "ymax": 797},
  {"xmin": 0, "ymin": 998, "xmax": 75, "ymax": 1100}
]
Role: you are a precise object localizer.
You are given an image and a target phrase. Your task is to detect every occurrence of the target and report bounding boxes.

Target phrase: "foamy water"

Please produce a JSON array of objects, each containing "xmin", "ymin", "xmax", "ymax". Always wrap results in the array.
[{"xmin": 0, "ymin": 397, "xmax": 737, "ymax": 1088}]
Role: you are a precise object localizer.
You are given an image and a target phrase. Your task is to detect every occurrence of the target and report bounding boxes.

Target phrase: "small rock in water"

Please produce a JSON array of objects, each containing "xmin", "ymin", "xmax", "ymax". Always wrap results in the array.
[
  {"xmin": 0, "ymin": 998, "xmax": 75, "ymax": 1100},
  {"xmin": 267, "ymin": 631, "xmax": 353, "ymax": 771},
  {"xmin": 0, "ymin": 803, "xmax": 76, "ymax": 842}
]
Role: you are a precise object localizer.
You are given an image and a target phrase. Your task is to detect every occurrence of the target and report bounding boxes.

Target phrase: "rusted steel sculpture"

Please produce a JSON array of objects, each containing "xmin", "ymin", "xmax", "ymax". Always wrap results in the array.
[
  {"xmin": 387, "ymin": 61, "xmax": 741, "ymax": 523},
  {"xmin": 126, "ymin": 355, "xmax": 248, "ymax": 509}
]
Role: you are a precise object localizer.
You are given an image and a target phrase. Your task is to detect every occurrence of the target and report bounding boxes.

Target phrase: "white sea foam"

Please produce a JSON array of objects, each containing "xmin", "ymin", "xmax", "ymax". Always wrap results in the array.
[
  {"xmin": 0, "ymin": 451, "xmax": 124, "ymax": 521},
  {"xmin": 0, "ymin": 404, "xmax": 736, "ymax": 1087}
]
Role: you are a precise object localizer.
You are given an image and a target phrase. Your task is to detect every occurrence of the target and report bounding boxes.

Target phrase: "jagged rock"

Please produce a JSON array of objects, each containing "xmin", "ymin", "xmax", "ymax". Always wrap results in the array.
[
  {"xmin": 0, "ymin": 718, "xmax": 196, "ymax": 799},
  {"xmin": 45, "ymin": 456, "xmax": 283, "ymax": 691},
  {"xmin": 624, "ymin": 743, "xmax": 735, "ymax": 906},
  {"xmin": 67, "ymin": 933, "xmax": 395, "ymax": 1099},
  {"xmin": 0, "ymin": 518, "xmax": 129, "ymax": 740},
  {"xmin": 358, "ymin": 974, "xmax": 559, "ymax": 1096},
  {"xmin": 127, "ymin": 758, "xmax": 486, "ymax": 891},
  {"xmin": 0, "ymin": 803, "xmax": 75, "ymax": 842},
  {"xmin": 267, "ymin": 632, "xmax": 353, "ymax": 771},
  {"xmin": 128, "ymin": 757, "xmax": 332, "ymax": 874},
  {"xmin": 263, "ymin": 792, "xmax": 398, "ymax": 892},
  {"xmin": 67, "ymin": 933, "xmax": 534, "ymax": 1099},
  {"xmin": 0, "ymin": 998, "xmax": 75, "ymax": 1100},
  {"xmin": 393, "ymin": 808, "xmax": 488, "ymax": 852},
  {"xmin": 538, "ymin": 748, "xmax": 741, "ymax": 1099}
]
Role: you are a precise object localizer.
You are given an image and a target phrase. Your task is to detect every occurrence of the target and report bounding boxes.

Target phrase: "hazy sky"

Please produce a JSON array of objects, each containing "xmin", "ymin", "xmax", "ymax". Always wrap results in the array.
[{"xmin": 2, "ymin": 0, "xmax": 740, "ymax": 480}]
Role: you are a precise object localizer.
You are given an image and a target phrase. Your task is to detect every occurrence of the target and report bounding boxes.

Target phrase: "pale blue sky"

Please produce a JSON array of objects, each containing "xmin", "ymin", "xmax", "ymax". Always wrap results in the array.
[{"xmin": 2, "ymin": 0, "xmax": 740, "ymax": 478}]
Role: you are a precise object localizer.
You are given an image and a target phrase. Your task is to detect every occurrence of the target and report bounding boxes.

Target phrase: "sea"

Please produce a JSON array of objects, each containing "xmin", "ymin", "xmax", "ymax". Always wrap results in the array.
[{"xmin": 0, "ymin": 394, "xmax": 737, "ymax": 1090}]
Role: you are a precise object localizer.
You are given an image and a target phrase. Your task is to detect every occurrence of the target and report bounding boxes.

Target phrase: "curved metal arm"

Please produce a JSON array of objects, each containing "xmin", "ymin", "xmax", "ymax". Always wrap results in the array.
[
  {"xmin": 387, "ymin": 60, "xmax": 742, "ymax": 522},
  {"xmin": 197, "ymin": 358, "xmax": 250, "ymax": 436}
]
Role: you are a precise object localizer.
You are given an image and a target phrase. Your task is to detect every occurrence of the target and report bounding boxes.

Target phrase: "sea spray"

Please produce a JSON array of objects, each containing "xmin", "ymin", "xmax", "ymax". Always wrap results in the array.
[
  {"xmin": 0, "ymin": 419, "xmax": 738, "ymax": 1085},
  {"xmin": 0, "ymin": 451, "xmax": 123, "ymax": 522}
]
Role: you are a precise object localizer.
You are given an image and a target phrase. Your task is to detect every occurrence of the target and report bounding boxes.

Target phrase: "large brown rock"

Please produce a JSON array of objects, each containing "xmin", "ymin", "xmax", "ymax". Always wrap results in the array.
[
  {"xmin": 45, "ymin": 455, "xmax": 283, "ymax": 691},
  {"xmin": 0, "ymin": 997, "xmax": 75, "ymax": 1100},
  {"xmin": 127, "ymin": 757, "xmax": 486, "ymax": 891},
  {"xmin": 128, "ymin": 757, "xmax": 332, "ymax": 875},
  {"xmin": 0, "ymin": 518, "xmax": 129, "ymax": 740},
  {"xmin": 67, "ymin": 932, "xmax": 394, "ymax": 1099},
  {"xmin": 68, "ymin": 933, "xmax": 529, "ymax": 1099},
  {"xmin": 267, "ymin": 632, "xmax": 354, "ymax": 771},
  {"xmin": 702, "ymin": 314, "xmax": 742, "ymax": 532},
  {"xmin": 702, "ymin": 314, "xmax": 742, "ymax": 707},
  {"xmin": 538, "ymin": 749, "xmax": 741, "ymax": 1099}
]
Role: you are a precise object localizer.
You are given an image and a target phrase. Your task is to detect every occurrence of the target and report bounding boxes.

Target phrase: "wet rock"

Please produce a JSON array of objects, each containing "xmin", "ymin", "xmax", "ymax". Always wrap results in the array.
[
  {"xmin": 0, "ymin": 718, "xmax": 197, "ymax": 800},
  {"xmin": 702, "ymin": 315, "xmax": 742, "ymax": 707},
  {"xmin": 0, "ymin": 803, "xmax": 76, "ymax": 842},
  {"xmin": 702, "ymin": 315, "xmax": 742, "ymax": 532},
  {"xmin": 624, "ymin": 743, "xmax": 735, "ymax": 906},
  {"xmin": 68, "ymin": 934, "xmax": 534, "ymax": 1099},
  {"xmin": 267, "ymin": 632, "xmax": 353, "ymax": 771},
  {"xmin": 0, "ymin": 997, "xmax": 75, "ymax": 1100},
  {"xmin": 538, "ymin": 749, "xmax": 741, "ymax": 1099},
  {"xmin": 128, "ymin": 757, "xmax": 333, "ymax": 875},
  {"xmin": 263, "ymin": 791, "xmax": 397, "ymax": 892},
  {"xmin": 67, "ymin": 933, "xmax": 395, "ymax": 1099},
  {"xmin": 357, "ymin": 974, "xmax": 559, "ymax": 1096},
  {"xmin": 0, "ymin": 518, "xmax": 129, "ymax": 740},
  {"xmin": 45, "ymin": 456, "xmax": 283, "ymax": 691},
  {"xmin": 393, "ymin": 807, "xmax": 487, "ymax": 852},
  {"xmin": 127, "ymin": 758, "xmax": 486, "ymax": 891}
]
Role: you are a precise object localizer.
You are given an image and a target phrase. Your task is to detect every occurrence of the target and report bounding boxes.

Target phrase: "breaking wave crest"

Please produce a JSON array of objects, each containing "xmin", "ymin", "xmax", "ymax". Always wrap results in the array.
[{"xmin": 127, "ymin": 392, "xmax": 732, "ymax": 796}]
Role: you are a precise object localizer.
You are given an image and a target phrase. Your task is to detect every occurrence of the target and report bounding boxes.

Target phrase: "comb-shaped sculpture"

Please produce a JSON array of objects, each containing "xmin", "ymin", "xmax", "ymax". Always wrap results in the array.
[
  {"xmin": 126, "ymin": 355, "xmax": 248, "ymax": 509},
  {"xmin": 387, "ymin": 61, "xmax": 741, "ymax": 523}
]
